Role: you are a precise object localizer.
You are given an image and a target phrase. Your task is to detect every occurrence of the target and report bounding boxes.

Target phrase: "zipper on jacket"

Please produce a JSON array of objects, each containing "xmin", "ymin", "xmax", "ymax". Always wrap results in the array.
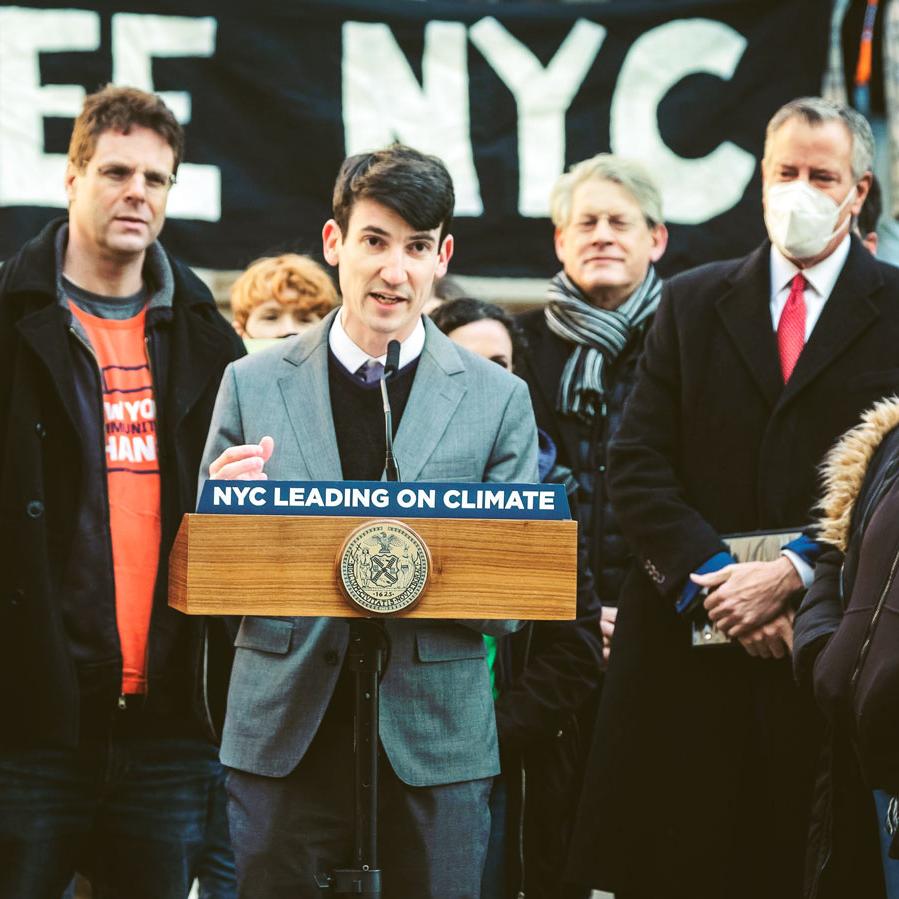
[
  {"xmin": 849, "ymin": 540, "xmax": 899, "ymax": 692},
  {"xmin": 516, "ymin": 762, "xmax": 527, "ymax": 899},
  {"xmin": 200, "ymin": 621, "xmax": 220, "ymax": 742},
  {"xmin": 141, "ymin": 334, "xmax": 159, "ymax": 695},
  {"xmin": 70, "ymin": 326, "xmax": 130, "ymax": 699},
  {"xmin": 515, "ymin": 623, "xmax": 535, "ymax": 899}
]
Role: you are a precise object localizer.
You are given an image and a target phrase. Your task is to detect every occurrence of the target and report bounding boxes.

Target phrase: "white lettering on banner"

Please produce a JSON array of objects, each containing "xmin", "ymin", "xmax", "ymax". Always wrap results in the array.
[
  {"xmin": 342, "ymin": 20, "xmax": 483, "ymax": 216},
  {"xmin": 112, "ymin": 13, "xmax": 221, "ymax": 222},
  {"xmin": 107, "ymin": 434, "xmax": 156, "ymax": 463},
  {"xmin": 469, "ymin": 17, "xmax": 606, "ymax": 218},
  {"xmin": 104, "ymin": 398, "xmax": 156, "ymax": 421},
  {"xmin": 0, "ymin": 8, "xmax": 99, "ymax": 207},
  {"xmin": 441, "ymin": 487, "xmax": 554, "ymax": 512},
  {"xmin": 610, "ymin": 18, "xmax": 754, "ymax": 225},
  {"xmin": 397, "ymin": 488, "xmax": 437, "ymax": 508},
  {"xmin": 207, "ymin": 483, "xmax": 559, "ymax": 513}
]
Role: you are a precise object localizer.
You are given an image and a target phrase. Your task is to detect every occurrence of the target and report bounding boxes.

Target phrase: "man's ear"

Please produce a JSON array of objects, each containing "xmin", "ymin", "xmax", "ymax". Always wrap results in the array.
[
  {"xmin": 851, "ymin": 172, "xmax": 873, "ymax": 218},
  {"xmin": 436, "ymin": 233, "xmax": 454, "ymax": 278},
  {"xmin": 649, "ymin": 223, "xmax": 669, "ymax": 264},
  {"xmin": 553, "ymin": 226, "xmax": 566, "ymax": 266},
  {"xmin": 322, "ymin": 219, "xmax": 342, "ymax": 267},
  {"xmin": 64, "ymin": 162, "xmax": 79, "ymax": 204}
]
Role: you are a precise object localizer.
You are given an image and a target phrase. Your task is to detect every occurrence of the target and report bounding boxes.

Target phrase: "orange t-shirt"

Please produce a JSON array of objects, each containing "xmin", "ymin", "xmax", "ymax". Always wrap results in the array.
[{"xmin": 70, "ymin": 303, "xmax": 161, "ymax": 695}]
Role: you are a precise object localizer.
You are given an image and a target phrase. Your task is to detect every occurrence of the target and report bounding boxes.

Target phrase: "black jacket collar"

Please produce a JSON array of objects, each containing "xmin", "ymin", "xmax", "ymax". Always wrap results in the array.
[{"xmin": 715, "ymin": 237, "xmax": 882, "ymax": 410}]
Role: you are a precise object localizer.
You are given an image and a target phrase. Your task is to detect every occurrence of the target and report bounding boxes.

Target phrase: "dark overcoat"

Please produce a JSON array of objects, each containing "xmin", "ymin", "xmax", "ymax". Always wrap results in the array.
[
  {"xmin": 566, "ymin": 238, "xmax": 899, "ymax": 899},
  {"xmin": 0, "ymin": 220, "xmax": 244, "ymax": 748},
  {"xmin": 517, "ymin": 308, "xmax": 648, "ymax": 607}
]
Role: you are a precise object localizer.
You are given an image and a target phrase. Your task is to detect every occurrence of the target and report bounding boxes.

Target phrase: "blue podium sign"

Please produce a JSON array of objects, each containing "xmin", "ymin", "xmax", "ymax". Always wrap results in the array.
[{"xmin": 197, "ymin": 480, "xmax": 570, "ymax": 520}]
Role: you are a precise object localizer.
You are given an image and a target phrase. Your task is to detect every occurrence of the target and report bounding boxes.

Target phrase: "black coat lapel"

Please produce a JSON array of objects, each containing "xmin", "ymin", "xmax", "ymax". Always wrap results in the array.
[
  {"xmin": 521, "ymin": 317, "xmax": 581, "ymax": 467},
  {"xmin": 15, "ymin": 301, "xmax": 83, "ymax": 435},
  {"xmin": 779, "ymin": 239, "xmax": 881, "ymax": 408},
  {"xmin": 168, "ymin": 272, "xmax": 238, "ymax": 436},
  {"xmin": 715, "ymin": 243, "xmax": 783, "ymax": 408}
]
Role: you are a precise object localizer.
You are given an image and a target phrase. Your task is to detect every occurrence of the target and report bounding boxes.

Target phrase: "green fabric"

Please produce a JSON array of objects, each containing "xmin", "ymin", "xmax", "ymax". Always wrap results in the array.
[{"xmin": 484, "ymin": 634, "xmax": 499, "ymax": 700}]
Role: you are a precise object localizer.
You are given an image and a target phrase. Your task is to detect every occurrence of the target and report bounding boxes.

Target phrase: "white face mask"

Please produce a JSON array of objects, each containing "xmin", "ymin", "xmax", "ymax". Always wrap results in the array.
[{"xmin": 764, "ymin": 179, "xmax": 857, "ymax": 261}]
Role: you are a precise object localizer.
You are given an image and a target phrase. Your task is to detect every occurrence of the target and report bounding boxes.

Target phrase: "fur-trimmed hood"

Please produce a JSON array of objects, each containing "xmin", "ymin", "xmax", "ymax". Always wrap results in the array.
[{"xmin": 817, "ymin": 396, "xmax": 899, "ymax": 551}]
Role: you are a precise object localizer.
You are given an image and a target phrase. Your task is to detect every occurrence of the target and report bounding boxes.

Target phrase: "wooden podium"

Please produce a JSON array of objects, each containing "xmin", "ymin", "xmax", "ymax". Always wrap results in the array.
[
  {"xmin": 168, "ymin": 483, "xmax": 577, "ymax": 896},
  {"xmin": 169, "ymin": 514, "xmax": 577, "ymax": 620}
]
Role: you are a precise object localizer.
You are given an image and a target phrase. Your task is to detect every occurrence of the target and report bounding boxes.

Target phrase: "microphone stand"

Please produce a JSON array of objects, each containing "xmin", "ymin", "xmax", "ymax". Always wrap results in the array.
[
  {"xmin": 317, "ymin": 341, "xmax": 400, "ymax": 896},
  {"xmin": 381, "ymin": 340, "xmax": 401, "ymax": 482}
]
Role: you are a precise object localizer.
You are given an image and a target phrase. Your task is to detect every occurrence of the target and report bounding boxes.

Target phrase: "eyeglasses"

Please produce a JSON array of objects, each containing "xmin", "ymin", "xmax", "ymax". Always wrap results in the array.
[{"xmin": 95, "ymin": 164, "xmax": 176, "ymax": 193}]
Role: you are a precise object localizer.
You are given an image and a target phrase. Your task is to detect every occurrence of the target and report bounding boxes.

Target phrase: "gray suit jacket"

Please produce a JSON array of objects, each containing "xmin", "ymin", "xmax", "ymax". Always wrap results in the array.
[{"xmin": 200, "ymin": 311, "xmax": 538, "ymax": 785}]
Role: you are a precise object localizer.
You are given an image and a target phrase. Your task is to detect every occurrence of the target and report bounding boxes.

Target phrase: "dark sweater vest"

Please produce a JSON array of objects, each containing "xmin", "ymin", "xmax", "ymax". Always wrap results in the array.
[
  {"xmin": 327, "ymin": 350, "xmax": 419, "ymax": 714},
  {"xmin": 328, "ymin": 350, "xmax": 418, "ymax": 480}
]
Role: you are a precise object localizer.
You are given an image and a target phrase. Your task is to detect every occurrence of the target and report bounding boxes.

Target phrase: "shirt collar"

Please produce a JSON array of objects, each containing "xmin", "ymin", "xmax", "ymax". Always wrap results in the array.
[
  {"xmin": 769, "ymin": 234, "xmax": 851, "ymax": 298},
  {"xmin": 328, "ymin": 308, "xmax": 426, "ymax": 373}
]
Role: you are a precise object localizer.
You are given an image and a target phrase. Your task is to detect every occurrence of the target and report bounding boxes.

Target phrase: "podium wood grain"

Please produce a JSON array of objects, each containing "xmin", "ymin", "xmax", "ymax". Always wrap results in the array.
[{"xmin": 169, "ymin": 514, "xmax": 577, "ymax": 619}]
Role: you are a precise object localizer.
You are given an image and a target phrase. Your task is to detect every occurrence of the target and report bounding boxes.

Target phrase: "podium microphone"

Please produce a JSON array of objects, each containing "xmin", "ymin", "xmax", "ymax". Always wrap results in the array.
[{"xmin": 380, "ymin": 340, "xmax": 401, "ymax": 482}]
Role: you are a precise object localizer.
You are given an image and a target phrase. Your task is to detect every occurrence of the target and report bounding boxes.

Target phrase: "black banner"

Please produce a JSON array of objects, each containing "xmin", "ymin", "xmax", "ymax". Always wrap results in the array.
[{"xmin": 0, "ymin": 0, "xmax": 828, "ymax": 278}]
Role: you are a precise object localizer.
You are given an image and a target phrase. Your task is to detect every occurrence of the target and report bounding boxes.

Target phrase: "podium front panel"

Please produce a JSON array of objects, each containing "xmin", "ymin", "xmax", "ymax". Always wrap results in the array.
[{"xmin": 170, "ymin": 514, "xmax": 577, "ymax": 620}]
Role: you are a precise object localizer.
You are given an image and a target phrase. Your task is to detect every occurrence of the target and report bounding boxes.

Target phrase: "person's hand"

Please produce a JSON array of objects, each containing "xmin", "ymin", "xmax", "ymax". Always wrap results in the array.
[
  {"xmin": 208, "ymin": 436, "xmax": 274, "ymax": 480},
  {"xmin": 599, "ymin": 606, "xmax": 617, "ymax": 669},
  {"xmin": 692, "ymin": 557, "xmax": 801, "ymax": 638},
  {"xmin": 736, "ymin": 608, "xmax": 795, "ymax": 659}
]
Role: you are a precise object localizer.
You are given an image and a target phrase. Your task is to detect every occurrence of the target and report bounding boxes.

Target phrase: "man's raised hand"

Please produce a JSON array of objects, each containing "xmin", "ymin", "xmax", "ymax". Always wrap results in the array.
[{"xmin": 208, "ymin": 436, "xmax": 274, "ymax": 480}]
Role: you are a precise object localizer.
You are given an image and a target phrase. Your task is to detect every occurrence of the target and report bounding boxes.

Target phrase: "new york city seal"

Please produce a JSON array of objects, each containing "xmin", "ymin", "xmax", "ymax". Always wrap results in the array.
[{"xmin": 337, "ymin": 520, "xmax": 431, "ymax": 615}]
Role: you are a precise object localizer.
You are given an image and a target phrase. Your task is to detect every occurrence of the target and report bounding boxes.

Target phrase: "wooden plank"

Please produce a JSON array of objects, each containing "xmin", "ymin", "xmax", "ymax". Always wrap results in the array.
[{"xmin": 169, "ymin": 514, "xmax": 576, "ymax": 619}]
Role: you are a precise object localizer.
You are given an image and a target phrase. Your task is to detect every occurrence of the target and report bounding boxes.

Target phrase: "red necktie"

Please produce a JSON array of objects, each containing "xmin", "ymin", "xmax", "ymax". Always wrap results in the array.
[{"xmin": 778, "ymin": 273, "xmax": 807, "ymax": 382}]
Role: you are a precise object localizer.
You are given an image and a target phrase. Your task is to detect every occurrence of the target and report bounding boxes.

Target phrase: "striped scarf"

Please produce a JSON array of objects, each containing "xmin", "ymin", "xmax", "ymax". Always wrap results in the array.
[{"xmin": 544, "ymin": 266, "xmax": 662, "ymax": 420}]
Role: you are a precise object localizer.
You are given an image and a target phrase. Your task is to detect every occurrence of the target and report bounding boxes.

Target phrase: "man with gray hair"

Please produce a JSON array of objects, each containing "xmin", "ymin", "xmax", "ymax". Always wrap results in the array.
[
  {"xmin": 566, "ymin": 97, "xmax": 899, "ymax": 898},
  {"xmin": 518, "ymin": 152, "xmax": 668, "ymax": 662},
  {"xmin": 514, "ymin": 154, "xmax": 667, "ymax": 896}
]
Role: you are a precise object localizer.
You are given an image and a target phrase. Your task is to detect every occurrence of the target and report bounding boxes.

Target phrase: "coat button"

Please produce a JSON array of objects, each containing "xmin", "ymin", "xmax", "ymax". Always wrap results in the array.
[
  {"xmin": 35, "ymin": 422, "xmax": 46, "ymax": 438},
  {"xmin": 324, "ymin": 650, "xmax": 339, "ymax": 666},
  {"xmin": 26, "ymin": 500, "xmax": 44, "ymax": 519}
]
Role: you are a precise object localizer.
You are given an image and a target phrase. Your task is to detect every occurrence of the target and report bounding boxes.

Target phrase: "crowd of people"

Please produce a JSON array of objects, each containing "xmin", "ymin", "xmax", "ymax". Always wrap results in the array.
[{"xmin": 1, "ymin": 83, "xmax": 899, "ymax": 899}]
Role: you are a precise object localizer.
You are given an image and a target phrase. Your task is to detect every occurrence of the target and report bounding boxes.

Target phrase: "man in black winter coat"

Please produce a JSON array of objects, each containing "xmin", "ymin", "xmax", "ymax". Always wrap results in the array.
[
  {"xmin": 514, "ymin": 154, "xmax": 668, "ymax": 897},
  {"xmin": 567, "ymin": 97, "xmax": 899, "ymax": 899},
  {"xmin": 517, "ymin": 152, "xmax": 669, "ymax": 668},
  {"xmin": 433, "ymin": 296, "xmax": 603, "ymax": 899},
  {"xmin": 0, "ymin": 86, "xmax": 244, "ymax": 899}
]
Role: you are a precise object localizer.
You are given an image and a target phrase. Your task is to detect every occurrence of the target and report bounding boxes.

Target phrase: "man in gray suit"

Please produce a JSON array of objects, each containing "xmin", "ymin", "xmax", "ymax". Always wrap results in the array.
[{"xmin": 201, "ymin": 145, "xmax": 538, "ymax": 898}]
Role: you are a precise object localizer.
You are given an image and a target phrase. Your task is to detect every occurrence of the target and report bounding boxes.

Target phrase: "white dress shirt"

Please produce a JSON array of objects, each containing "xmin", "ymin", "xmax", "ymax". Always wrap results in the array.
[
  {"xmin": 768, "ymin": 235, "xmax": 851, "ymax": 588},
  {"xmin": 769, "ymin": 235, "xmax": 851, "ymax": 339},
  {"xmin": 328, "ymin": 308, "xmax": 425, "ymax": 374}
]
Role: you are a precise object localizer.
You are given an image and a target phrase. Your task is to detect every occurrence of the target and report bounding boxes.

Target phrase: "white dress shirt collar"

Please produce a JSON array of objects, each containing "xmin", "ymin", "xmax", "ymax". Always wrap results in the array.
[
  {"xmin": 769, "ymin": 235, "xmax": 852, "ymax": 339},
  {"xmin": 328, "ymin": 308, "xmax": 426, "ymax": 374},
  {"xmin": 769, "ymin": 234, "xmax": 851, "ymax": 300}
]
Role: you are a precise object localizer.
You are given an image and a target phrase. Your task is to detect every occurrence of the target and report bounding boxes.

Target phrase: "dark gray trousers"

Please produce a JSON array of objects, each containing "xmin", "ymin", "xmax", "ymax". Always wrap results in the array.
[{"xmin": 226, "ymin": 705, "xmax": 491, "ymax": 899}]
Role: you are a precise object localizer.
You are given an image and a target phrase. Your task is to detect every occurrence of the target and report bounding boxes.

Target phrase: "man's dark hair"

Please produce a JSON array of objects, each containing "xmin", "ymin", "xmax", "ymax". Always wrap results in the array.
[
  {"xmin": 430, "ymin": 296, "xmax": 526, "ymax": 363},
  {"xmin": 68, "ymin": 85, "xmax": 184, "ymax": 173},
  {"xmin": 857, "ymin": 173, "xmax": 882, "ymax": 236},
  {"xmin": 332, "ymin": 144, "xmax": 455, "ymax": 244}
]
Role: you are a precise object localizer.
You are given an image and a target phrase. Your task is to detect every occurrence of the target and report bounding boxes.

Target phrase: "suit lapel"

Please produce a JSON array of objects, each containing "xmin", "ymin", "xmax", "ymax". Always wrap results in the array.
[
  {"xmin": 779, "ymin": 239, "xmax": 881, "ymax": 408},
  {"xmin": 715, "ymin": 243, "xmax": 783, "ymax": 408},
  {"xmin": 393, "ymin": 319, "xmax": 466, "ymax": 482},
  {"xmin": 278, "ymin": 313, "xmax": 343, "ymax": 480}
]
